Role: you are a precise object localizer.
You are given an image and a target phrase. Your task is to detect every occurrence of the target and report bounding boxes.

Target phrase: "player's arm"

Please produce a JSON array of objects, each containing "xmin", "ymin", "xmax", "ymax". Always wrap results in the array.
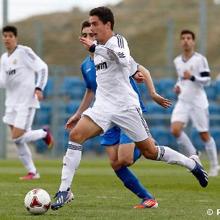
[
  {"xmin": 0, "ymin": 59, "xmax": 6, "ymax": 88},
  {"xmin": 135, "ymin": 65, "xmax": 172, "ymax": 108},
  {"xmin": 79, "ymin": 35, "xmax": 130, "ymax": 67},
  {"xmin": 34, "ymin": 63, "xmax": 48, "ymax": 101},
  {"xmin": 21, "ymin": 48, "xmax": 48, "ymax": 100},
  {"xmin": 183, "ymin": 70, "xmax": 211, "ymax": 86},
  {"xmin": 172, "ymin": 61, "xmax": 182, "ymax": 94},
  {"xmin": 66, "ymin": 89, "xmax": 95, "ymax": 130},
  {"xmin": 77, "ymin": 64, "xmax": 96, "ymax": 114},
  {"xmin": 182, "ymin": 57, "xmax": 211, "ymax": 86},
  {"xmin": 66, "ymin": 64, "xmax": 95, "ymax": 130},
  {"xmin": 0, "ymin": 71, "xmax": 5, "ymax": 88}
]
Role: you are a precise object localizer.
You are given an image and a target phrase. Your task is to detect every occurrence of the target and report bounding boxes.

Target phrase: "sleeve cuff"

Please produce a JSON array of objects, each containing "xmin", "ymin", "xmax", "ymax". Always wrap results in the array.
[
  {"xmin": 190, "ymin": 75, "xmax": 195, "ymax": 81},
  {"xmin": 89, "ymin": 44, "xmax": 96, "ymax": 53},
  {"xmin": 131, "ymin": 70, "xmax": 139, "ymax": 77}
]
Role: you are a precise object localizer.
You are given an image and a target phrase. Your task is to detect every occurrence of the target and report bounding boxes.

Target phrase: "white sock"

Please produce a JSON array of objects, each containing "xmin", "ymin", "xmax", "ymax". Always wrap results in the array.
[
  {"xmin": 204, "ymin": 137, "xmax": 219, "ymax": 168},
  {"xmin": 14, "ymin": 141, "xmax": 37, "ymax": 173},
  {"xmin": 177, "ymin": 132, "xmax": 197, "ymax": 156},
  {"xmin": 157, "ymin": 146, "xmax": 196, "ymax": 170},
  {"xmin": 16, "ymin": 129, "xmax": 47, "ymax": 144},
  {"xmin": 59, "ymin": 141, "xmax": 82, "ymax": 191}
]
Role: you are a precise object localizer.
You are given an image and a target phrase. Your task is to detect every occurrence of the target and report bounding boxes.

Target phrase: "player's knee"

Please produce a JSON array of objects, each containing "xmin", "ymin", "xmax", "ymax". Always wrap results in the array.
[
  {"xmin": 200, "ymin": 132, "xmax": 210, "ymax": 142},
  {"xmin": 109, "ymin": 160, "xmax": 117, "ymax": 169},
  {"xmin": 109, "ymin": 159, "xmax": 121, "ymax": 170},
  {"xmin": 171, "ymin": 126, "xmax": 181, "ymax": 137},
  {"xmin": 13, "ymin": 135, "xmax": 25, "ymax": 146},
  {"xmin": 118, "ymin": 157, "xmax": 133, "ymax": 167},
  {"xmin": 69, "ymin": 129, "xmax": 85, "ymax": 143},
  {"xmin": 11, "ymin": 127, "xmax": 25, "ymax": 140},
  {"xmin": 11, "ymin": 132, "xmax": 24, "ymax": 140},
  {"xmin": 142, "ymin": 147, "xmax": 158, "ymax": 160}
]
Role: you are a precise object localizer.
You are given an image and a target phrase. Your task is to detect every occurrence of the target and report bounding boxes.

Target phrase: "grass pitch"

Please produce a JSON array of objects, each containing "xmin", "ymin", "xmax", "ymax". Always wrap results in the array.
[{"xmin": 0, "ymin": 158, "xmax": 219, "ymax": 220}]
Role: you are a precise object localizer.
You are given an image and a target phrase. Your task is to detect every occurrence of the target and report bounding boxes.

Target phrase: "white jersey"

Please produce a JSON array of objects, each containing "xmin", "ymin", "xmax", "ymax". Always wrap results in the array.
[
  {"xmin": 174, "ymin": 52, "xmax": 211, "ymax": 108},
  {"xmin": 93, "ymin": 34, "xmax": 140, "ymax": 111},
  {"xmin": 0, "ymin": 45, "xmax": 48, "ymax": 109},
  {"xmin": 129, "ymin": 56, "xmax": 139, "ymax": 76}
]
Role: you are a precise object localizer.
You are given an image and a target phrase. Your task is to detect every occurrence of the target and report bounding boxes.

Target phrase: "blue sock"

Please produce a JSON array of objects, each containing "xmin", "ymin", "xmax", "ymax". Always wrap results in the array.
[
  {"xmin": 115, "ymin": 166, "xmax": 153, "ymax": 200},
  {"xmin": 133, "ymin": 146, "xmax": 141, "ymax": 163}
]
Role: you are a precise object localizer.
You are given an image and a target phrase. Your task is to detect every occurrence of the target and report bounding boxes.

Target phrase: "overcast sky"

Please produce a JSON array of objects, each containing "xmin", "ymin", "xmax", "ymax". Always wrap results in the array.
[{"xmin": 0, "ymin": 0, "xmax": 122, "ymax": 26}]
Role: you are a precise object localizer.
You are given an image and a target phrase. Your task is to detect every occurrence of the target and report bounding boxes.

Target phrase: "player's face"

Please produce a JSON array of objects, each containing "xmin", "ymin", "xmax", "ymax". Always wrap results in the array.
[
  {"xmin": 180, "ymin": 34, "xmax": 195, "ymax": 52},
  {"xmin": 2, "ymin": 31, "xmax": 17, "ymax": 51},
  {"xmin": 81, "ymin": 26, "xmax": 95, "ymax": 41},
  {"xmin": 89, "ymin": 15, "xmax": 111, "ymax": 44}
]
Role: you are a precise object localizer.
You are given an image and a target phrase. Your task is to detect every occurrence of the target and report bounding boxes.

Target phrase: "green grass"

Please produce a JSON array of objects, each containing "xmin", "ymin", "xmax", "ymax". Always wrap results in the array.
[{"xmin": 0, "ymin": 158, "xmax": 219, "ymax": 220}]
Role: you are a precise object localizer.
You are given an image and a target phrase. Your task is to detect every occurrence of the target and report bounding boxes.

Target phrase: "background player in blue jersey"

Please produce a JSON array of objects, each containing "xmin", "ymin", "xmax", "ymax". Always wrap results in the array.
[{"xmin": 65, "ymin": 21, "xmax": 171, "ymax": 209}]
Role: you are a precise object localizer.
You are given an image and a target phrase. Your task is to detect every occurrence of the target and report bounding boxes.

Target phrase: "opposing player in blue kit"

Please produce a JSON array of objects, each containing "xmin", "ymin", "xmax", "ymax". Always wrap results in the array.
[{"xmin": 64, "ymin": 21, "xmax": 171, "ymax": 209}]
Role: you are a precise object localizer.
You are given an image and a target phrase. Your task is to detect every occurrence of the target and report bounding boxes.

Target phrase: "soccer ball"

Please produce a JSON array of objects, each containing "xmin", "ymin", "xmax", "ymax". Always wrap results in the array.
[{"xmin": 24, "ymin": 188, "xmax": 51, "ymax": 215}]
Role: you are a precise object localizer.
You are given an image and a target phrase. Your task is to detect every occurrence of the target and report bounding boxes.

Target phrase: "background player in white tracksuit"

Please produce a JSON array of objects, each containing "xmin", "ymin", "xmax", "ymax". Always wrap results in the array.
[
  {"xmin": 171, "ymin": 29, "xmax": 219, "ymax": 176},
  {"xmin": 0, "ymin": 25, "xmax": 53, "ymax": 180},
  {"xmin": 51, "ymin": 7, "xmax": 208, "ymax": 210}
]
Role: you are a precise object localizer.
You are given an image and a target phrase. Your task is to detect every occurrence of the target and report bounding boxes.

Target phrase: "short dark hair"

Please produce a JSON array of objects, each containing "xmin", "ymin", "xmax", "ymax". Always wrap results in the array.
[
  {"xmin": 89, "ymin": 7, "xmax": 114, "ymax": 30},
  {"xmin": 2, "ymin": 25, "xmax": 17, "ymax": 36},
  {"xmin": 180, "ymin": 29, "xmax": 195, "ymax": 40},
  {"xmin": 81, "ymin": 20, "xmax": 91, "ymax": 33}
]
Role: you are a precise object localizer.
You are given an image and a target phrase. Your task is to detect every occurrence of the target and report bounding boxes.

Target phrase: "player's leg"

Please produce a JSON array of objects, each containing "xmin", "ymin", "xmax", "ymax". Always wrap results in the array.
[
  {"xmin": 9, "ymin": 125, "xmax": 39, "ymax": 179},
  {"xmin": 113, "ymin": 107, "xmax": 208, "ymax": 188},
  {"xmin": 51, "ymin": 113, "xmax": 103, "ymax": 210},
  {"xmin": 192, "ymin": 106, "xmax": 219, "ymax": 176},
  {"xmin": 135, "ymin": 137, "xmax": 208, "ymax": 187},
  {"xmin": 105, "ymin": 146, "xmax": 157, "ymax": 209},
  {"xmin": 59, "ymin": 115, "xmax": 102, "ymax": 190},
  {"xmin": 3, "ymin": 108, "xmax": 40, "ymax": 180},
  {"xmin": 12, "ymin": 108, "xmax": 53, "ymax": 149},
  {"xmin": 103, "ymin": 128, "xmax": 156, "ymax": 208},
  {"xmin": 117, "ymin": 143, "xmax": 157, "ymax": 208},
  {"xmin": 118, "ymin": 132, "xmax": 141, "ymax": 165},
  {"xmin": 171, "ymin": 101, "xmax": 197, "ymax": 156},
  {"xmin": 200, "ymin": 132, "xmax": 219, "ymax": 176}
]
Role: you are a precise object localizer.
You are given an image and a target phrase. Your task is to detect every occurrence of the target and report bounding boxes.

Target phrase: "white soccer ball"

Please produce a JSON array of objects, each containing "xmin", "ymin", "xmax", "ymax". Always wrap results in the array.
[{"xmin": 24, "ymin": 188, "xmax": 51, "ymax": 215}]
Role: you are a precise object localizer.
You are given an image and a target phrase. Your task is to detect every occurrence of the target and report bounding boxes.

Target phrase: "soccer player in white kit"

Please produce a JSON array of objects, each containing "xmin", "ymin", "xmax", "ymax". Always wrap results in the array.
[
  {"xmin": 51, "ymin": 7, "xmax": 208, "ymax": 210},
  {"xmin": 171, "ymin": 29, "xmax": 219, "ymax": 176},
  {"xmin": 0, "ymin": 26, "xmax": 54, "ymax": 180}
]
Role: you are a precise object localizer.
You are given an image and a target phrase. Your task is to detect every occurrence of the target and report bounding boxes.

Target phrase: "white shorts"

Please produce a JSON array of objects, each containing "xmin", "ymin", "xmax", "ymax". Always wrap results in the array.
[
  {"xmin": 3, "ymin": 107, "xmax": 36, "ymax": 130},
  {"xmin": 83, "ymin": 106, "xmax": 150, "ymax": 142},
  {"xmin": 171, "ymin": 100, "xmax": 209, "ymax": 132}
]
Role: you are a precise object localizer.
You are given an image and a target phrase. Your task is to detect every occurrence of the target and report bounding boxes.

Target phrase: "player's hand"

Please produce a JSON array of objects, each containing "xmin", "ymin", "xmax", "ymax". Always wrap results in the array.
[
  {"xmin": 65, "ymin": 113, "xmax": 81, "ymax": 130},
  {"xmin": 79, "ymin": 36, "xmax": 94, "ymax": 51},
  {"xmin": 173, "ymin": 85, "xmax": 181, "ymax": 94},
  {"xmin": 151, "ymin": 92, "xmax": 172, "ymax": 108},
  {"xmin": 182, "ymin": 70, "xmax": 192, "ymax": 80},
  {"xmin": 34, "ymin": 89, "xmax": 44, "ymax": 101},
  {"xmin": 133, "ymin": 71, "xmax": 144, "ymax": 83}
]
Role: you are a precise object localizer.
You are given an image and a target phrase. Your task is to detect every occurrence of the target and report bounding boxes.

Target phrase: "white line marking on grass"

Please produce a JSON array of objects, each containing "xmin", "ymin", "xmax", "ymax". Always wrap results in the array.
[
  {"xmin": 196, "ymin": 200, "xmax": 210, "ymax": 203},
  {"xmin": 96, "ymin": 196, "xmax": 120, "ymax": 199}
]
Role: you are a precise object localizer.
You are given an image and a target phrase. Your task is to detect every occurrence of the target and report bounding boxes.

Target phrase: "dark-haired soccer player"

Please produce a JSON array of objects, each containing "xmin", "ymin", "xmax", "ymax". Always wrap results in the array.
[
  {"xmin": 51, "ymin": 7, "xmax": 208, "ymax": 210},
  {"xmin": 0, "ymin": 25, "xmax": 53, "ymax": 180},
  {"xmin": 63, "ymin": 20, "xmax": 172, "ymax": 209},
  {"xmin": 171, "ymin": 29, "xmax": 219, "ymax": 176}
]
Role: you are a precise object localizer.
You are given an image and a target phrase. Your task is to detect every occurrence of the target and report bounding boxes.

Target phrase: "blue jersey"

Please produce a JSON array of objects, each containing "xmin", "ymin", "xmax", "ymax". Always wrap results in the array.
[
  {"xmin": 81, "ymin": 56, "xmax": 97, "ymax": 93},
  {"xmin": 80, "ymin": 56, "xmax": 146, "ymax": 112}
]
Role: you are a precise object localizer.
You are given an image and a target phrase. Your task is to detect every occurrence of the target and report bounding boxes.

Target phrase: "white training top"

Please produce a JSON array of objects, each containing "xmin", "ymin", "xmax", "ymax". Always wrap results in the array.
[
  {"xmin": 93, "ymin": 34, "xmax": 140, "ymax": 111},
  {"xmin": 173, "ymin": 52, "xmax": 211, "ymax": 108},
  {"xmin": 0, "ymin": 45, "xmax": 48, "ymax": 109}
]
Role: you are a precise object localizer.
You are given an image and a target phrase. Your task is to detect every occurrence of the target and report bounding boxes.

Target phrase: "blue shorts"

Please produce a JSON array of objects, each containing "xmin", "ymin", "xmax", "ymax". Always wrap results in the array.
[{"xmin": 100, "ymin": 126, "xmax": 133, "ymax": 146}]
